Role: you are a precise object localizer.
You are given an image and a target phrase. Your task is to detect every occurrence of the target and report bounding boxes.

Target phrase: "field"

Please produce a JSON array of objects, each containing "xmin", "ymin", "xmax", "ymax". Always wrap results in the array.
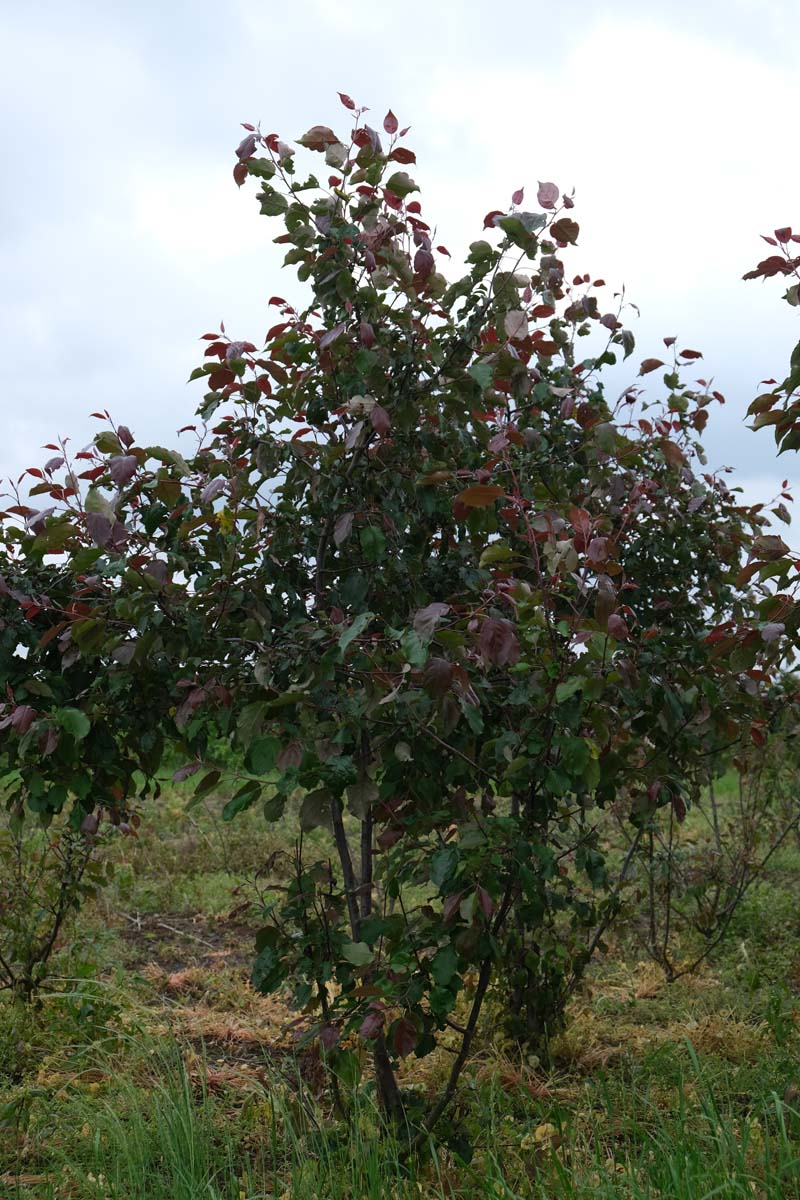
[{"xmin": 3, "ymin": 774, "xmax": 800, "ymax": 1200}]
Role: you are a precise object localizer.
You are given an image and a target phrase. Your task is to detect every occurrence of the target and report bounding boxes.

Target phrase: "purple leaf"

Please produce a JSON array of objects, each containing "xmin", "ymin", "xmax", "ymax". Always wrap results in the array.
[
  {"xmin": 11, "ymin": 705, "xmax": 36, "ymax": 734},
  {"xmin": 172, "ymin": 762, "xmax": 202, "ymax": 782},
  {"xmin": 413, "ymin": 602, "xmax": 450, "ymax": 640},
  {"xmin": 370, "ymin": 405, "xmax": 391, "ymax": 436},
  {"xmin": 320, "ymin": 323, "xmax": 345, "ymax": 350},
  {"xmin": 109, "ymin": 455, "xmax": 137, "ymax": 488},
  {"xmin": 201, "ymin": 478, "xmax": 226, "ymax": 504},
  {"xmin": 86, "ymin": 512, "xmax": 112, "ymax": 547},
  {"xmin": 479, "ymin": 617, "xmax": 520, "ymax": 667},
  {"xmin": 236, "ymin": 134, "xmax": 257, "ymax": 160},
  {"xmin": 320, "ymin": 1024, "xmax": 340, "ymax": 1051},
  {"xmin": 359, "ymin": 1009, "xmax": 385, "ymax": 1040},
  {"xmin": 537, "ymin": 181, "xmax": 559, "ymax": 209},
  {"xmin": 392, "ymin": 1015, "xmax": 418, "ymax": 1057},
  {"xmin": 333, "ymin": 512, "xmax": 354, "ymax": 546},
  {"xmin": 422, "ymin": 657, "xmax": 454, "ymax": 698}
]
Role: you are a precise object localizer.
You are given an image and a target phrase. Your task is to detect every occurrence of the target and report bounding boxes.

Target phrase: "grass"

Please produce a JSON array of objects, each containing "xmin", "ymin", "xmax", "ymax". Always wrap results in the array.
[{"xmin": 4, "ymin": 780, "xmax": 800, "ymax": 1197}]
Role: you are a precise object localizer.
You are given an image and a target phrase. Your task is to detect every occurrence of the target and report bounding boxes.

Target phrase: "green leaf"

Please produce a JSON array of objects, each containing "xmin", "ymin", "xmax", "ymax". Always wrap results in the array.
[
  {"xmin": 341, "ymin": 940, "xmax": 373, "ymax": 967},
  {"xmin": 32, "ymin": 521, "xmax": 76, "ymax": 554},
  {"xmin": 168, "ymin": 450, "xmax": 192, "ymax": 476},
  {"xmin": 385, "ymin": 171, "xmax": 419, "ymax": 198},
  {"xmin": 399, "ymin": 628, "xmax": 427, "ymax": 667},
  {"xmin": 193, "ymin": 769, "xmax": 221, "ymax": 799},
  {"xmin": 431, "ymin": 944, "xmax": 459, "ymax": 987},
  {"xmin": 262, "ymin": 794, "xmax": 285, "ymax": 823},
  {"xmin": 56, "ymin": 708, "xmax": 90, "ymax": 741},
  {"xmin": 250, "ymin": 736, "xmax": 281, "ymax": 775},
  {"xmin": 467, "ymin": 362, "xmax": 493, "ymax": 389},
  {"xmin": 247, "ymin": 157, "xmax": 276, "ymax": 180},
  {"xmin": 431, "ymin": 845, "xmax": 458, "ymax": 889},
  {"xmin": 359, "ymin": 525, "xmax": 386, "ymax": 562},
  {"xmin": 84, "ymin": 488, "xmax": 115, "ymax": 520},
  {"xmin": 339, "ymin": 611, "xmax": 374, "ymax": 657},
  {"xmin": 222, "ymin": 781, "xmax": 261, "ymax": 821},
  {"xmin": 251, "ymin": 945, "xmax": 281, "ymax": 993},
  {"xmin": 346, "ymin": 777, "xmax": 378, "ymax": 818},
  {"xmin": 238, "ymin": 701, "xmax": 267, "ymax": 747},
  {"xmin": 555, "ymin": 677, "xmax": 584, "ymax": 703},
  {"xmin": 258, "ymin": 189, "xmax": 288, "ymax": 217},
  {"xmin": 479, "ymin": 542, "xmax": 515, "ymax": 567},
  {"xmin": 300, "ymin": 787, "xmax": 333, "ymax": 832}
]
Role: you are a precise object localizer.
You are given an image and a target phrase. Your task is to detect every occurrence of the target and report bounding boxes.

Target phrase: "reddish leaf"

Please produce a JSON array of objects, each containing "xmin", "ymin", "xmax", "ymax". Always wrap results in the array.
[
  {"xmin": 537, "ymin": 181, "xmax": 559, "ymax": 209},
  {"xmin": 512, "ymin": 186, "xmax": 524, "ymax": 205},
  {"xmin": 235, "ymin": 134, "xmax": 257, "ymax": 160},
  {"xmin": 338, "ymin": 92, "xmax": 356, "ymax": 110},
  {"xmin": 607, "ymin": 613, "xmax": 629, "ymax": 640},
  {"xmin": 333, "ymin": 512, "xmax": 354, "ymax": 546},
  {"xmin": 639, "ymin": 358, "xmax": 664, "ymax": 375},
  {"xmin": 414, "ymin": 602, "xmax": 450, "ymax": 639},
  {"xmin": 661, "ymin": 439, "xmax": 686, "ymax": 469},
  {"xmin": 743, "ymin": 255, "xmax": 794, "ymax": 280},
  {"xmin": 11, "ymin": 705, "xmax": 36, "ymax": 734},
  {"xmin": 456, "ymin": 484, "xmax": 504, "ymax": 508},
  {"xmin": 297, "ymin": 125, "xmax": 339, "ymax": 151},
  {"xmin": 389, "ymin": 146, "xmax": 416, "ymax": 164},
  {"xmin": 414, "ymin": 247, "xmax": 435, "ymax": 278},
  {"xmin": 173, "ymin": 762, "xmax": 201, "ymax": 782},
  {"xmin": 109, "ymin": 455, "xmax": 137, "ymax": 488},
  {"xmin": 423, "ymin": 657, "xmax": 454, "ymax": 698},
  {"xmin": 209, "ymin": 368, "xmax": 235, "ymax": 390},
  {"xmin": 80, "ymin": 811, "xmax": 99, "ymax": 836},
  {"xmin": 370, "ymin": 405, "xmax": 391, "ymax": 436},
  {"xmin": 320, "ymin": 323, "xmax": 345, "ymax": 350},
  {"xmin": 504, "ymin": 310, "xmax": 529, "ymax": 340},
  {"xmin": 383, "ymin": 109, "xmax": 398, "ymax": 134},
  {"xmin": 277, "ymin": 742, "xmax": 303, "ymax": 771},
  {"xmin": 754, "ymin": 534, "xmax": 789, "ymax": 560},
  {"xmin": 679, "ymin": 348, "xmax": 703, "ymax": 359},
  {"xmin": 479, "ymin": 617, "xmax": 520, "ymax": 667},
  {"xmin": 550, "ymin": 217, "xmax": 579, "ymax": 243},
  {"xmin": 233, "ymin": 162, "xmax": 247, "ymax": 187},
  {"xmin": 586, "ymin": 537, "xmax": 610, "ymax": 567},
  {"xmin": 320, "ymin": 1025, "xmax": 340, "ymax": 1051},
  {"xmin": 86, "ymin": 512, "xmax": 112, "ymax": 547},
  {"xmin": 201, "ymin": 478, "xmax": 226, "ymax": 504},
  {"xmin": 359, "ymin": 1009, "xmax": 384, "ymax": 1040},
  {"xmin": 476, "ymin": 885, "xmax": 494, "ymax": 918},
  {"xmin": 392, "ymin": 1015, "xmax": 418, "ymax": 1057}
]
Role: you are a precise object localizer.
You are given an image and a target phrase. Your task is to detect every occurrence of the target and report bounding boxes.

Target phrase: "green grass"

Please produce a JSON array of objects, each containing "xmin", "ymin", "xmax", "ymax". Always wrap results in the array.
[
  {"xmin": 6, "ymin": 1038, "xmax": 800, "ymax": 1198},
  {"xmin": 4, "ymin": 779, "xmax": 800, "ymax": 1197}
]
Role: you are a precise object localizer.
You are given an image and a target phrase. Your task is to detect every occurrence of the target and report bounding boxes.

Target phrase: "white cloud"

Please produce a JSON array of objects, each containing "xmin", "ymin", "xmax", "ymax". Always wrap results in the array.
[{"xmin": 0, "ymin": 2, "xmax": 798, "ymax": 513}]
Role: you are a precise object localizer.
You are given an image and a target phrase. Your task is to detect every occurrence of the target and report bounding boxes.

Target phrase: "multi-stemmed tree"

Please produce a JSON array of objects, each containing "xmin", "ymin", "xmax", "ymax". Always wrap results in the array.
[{"xmin": 1, "ymin": 96, "xmax": 794, "ymax": 1134}]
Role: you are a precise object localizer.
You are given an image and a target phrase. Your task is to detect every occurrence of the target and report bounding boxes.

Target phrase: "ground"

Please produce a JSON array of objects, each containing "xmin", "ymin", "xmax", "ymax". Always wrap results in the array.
[{"xmin": 2, "ymin": 781, "xmax": 800, "ymax": 1198}]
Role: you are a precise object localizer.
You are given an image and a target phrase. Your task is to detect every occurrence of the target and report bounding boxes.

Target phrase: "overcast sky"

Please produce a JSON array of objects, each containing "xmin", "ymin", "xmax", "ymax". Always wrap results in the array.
[{"xmin": 2, "ymin": 0, "xmax": 799, "ymax": 514}]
